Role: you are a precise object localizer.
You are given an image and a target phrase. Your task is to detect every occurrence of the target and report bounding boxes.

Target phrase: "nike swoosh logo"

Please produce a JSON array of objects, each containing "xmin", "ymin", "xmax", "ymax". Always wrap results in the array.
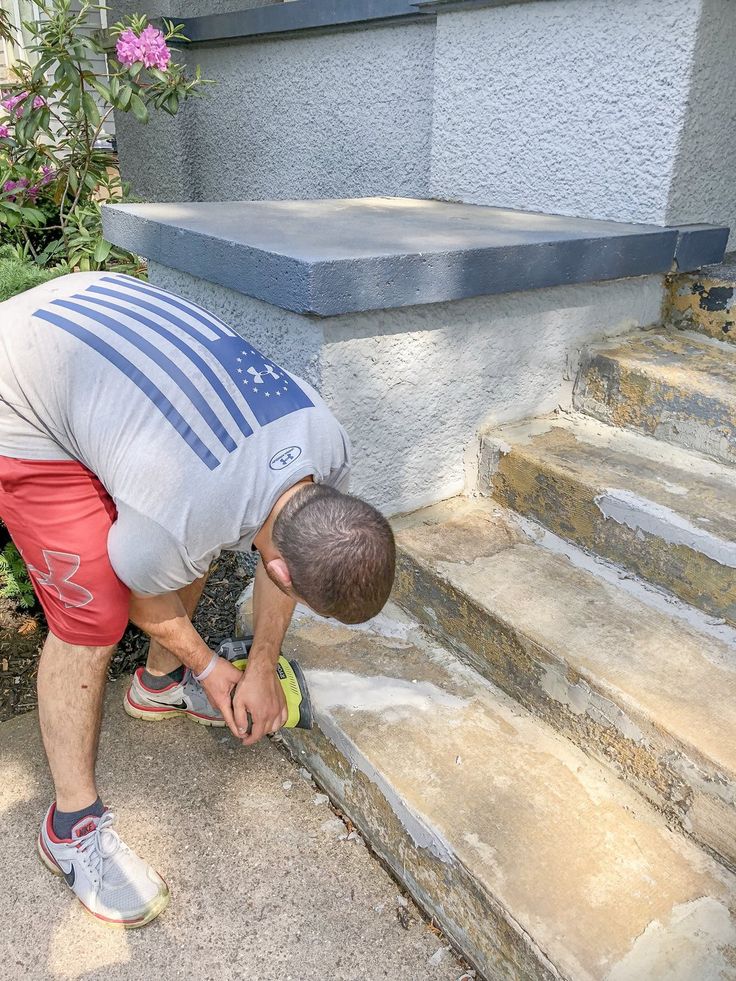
[
  {"xmin": 146, "ymin": 698, "xmax": 188, "ymax": 710},
  {"xmin": 56, "ymin": 858, "xmax": 76, "ymax": 887}
]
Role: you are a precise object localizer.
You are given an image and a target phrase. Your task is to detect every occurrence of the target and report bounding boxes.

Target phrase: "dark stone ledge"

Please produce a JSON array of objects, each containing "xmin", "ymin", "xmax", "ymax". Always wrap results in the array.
[
  {"xmin": 179, "ymin": 0, "xmax": 426, "ymax": 45},
  {"xmin": 102, "ymin": 196, "xmax": 728, "ymax": 317}
]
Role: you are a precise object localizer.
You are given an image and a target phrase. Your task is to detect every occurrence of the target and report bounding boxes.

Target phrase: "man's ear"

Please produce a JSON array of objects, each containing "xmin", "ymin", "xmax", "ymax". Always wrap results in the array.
[{"xmin": 265, "ymin": 557, "xmax": 292, "ymax": 590}]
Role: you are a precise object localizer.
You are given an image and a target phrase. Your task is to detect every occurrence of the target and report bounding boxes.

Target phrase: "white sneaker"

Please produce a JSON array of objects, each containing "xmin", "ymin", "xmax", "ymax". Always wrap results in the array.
[
  {"xmin": 37, "ymin": 805, "xmax": 169, "ymax": 928},
  {"xmin": 123, "ymin": 667, "xmax": 225, "ymax": 727}
]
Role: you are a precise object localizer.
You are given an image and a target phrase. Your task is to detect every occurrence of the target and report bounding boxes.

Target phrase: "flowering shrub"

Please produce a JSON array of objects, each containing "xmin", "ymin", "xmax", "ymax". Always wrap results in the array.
[{"xmin": 0, "ymin": 2, "xmax": 206, "ymax": 271}]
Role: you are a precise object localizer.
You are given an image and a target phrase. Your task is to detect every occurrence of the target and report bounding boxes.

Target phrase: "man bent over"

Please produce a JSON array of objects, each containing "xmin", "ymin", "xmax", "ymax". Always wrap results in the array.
[{"xmin": 0, "ymin": 272, "xmax": 395, "ymax": 927}]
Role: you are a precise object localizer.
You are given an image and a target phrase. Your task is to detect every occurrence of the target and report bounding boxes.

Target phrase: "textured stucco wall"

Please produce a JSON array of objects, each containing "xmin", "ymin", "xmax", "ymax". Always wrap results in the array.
[
  {"xmin": 667, "ymin": 0, "xmax": 736, "ymax": 247},
  {"xmin": 116, "ymin": 20, "xmax": 434, "ymax": 203},
  {"xmin": 149, "ymin": 262, "xmax": 664, "ymax": 514},
  {"xmin": 183, "ymin": 21, "xmax": 434, "ymax": 202},
  {"xmin": 430, "ymin": 0, "xmax": 701, "ymax": 225}
]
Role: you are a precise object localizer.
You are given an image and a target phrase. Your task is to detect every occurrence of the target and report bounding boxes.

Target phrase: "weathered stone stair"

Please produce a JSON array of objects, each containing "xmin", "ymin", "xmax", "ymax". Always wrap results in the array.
[{"xmin": 239, "ymin": 323, "xmax": 736, "ymax": 980}]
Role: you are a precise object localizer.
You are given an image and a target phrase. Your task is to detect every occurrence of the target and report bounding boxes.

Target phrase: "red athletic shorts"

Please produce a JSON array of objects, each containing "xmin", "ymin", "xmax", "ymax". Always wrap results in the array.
[{"xmin": 0, "ymin": 457, "xmax": 130, "ymax": 645}]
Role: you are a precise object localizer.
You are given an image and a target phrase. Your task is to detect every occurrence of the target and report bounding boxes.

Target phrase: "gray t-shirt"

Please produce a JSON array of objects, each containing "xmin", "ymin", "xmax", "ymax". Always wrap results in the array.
[{"xmin": 0, "ymin": 272, "xmax": 351, "ymax": 594}]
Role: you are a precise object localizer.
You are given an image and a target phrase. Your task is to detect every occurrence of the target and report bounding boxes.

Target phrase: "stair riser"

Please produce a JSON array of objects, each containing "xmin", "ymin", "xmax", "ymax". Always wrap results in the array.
[
  {"xmin": 667, "ymin": 273, "xmax": 736, "ymax": 345},
  {"xmin": 574, "ymin": 353, "xmax": 736, "ymax": 467},
  {"xmin": 394, "ymin": 549, "xmax": 736, "ymax": 872},
  {"xmin": 281, "ymin": 726, "xmax": 560, "ymax": 981},
  {"xmin": 489, "ymin": 450, "xmax": 736, "ymax": 626}
]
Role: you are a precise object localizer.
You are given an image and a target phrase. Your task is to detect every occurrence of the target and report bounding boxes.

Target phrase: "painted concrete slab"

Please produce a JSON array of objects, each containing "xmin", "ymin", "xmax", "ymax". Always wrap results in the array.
[
  {"xmin": 392, "ymin": 496, "xmax": 736, "ymax": 869},
  {"xmin": 574, "ymin": 329, "xmax": 736, "ymax": 466},
  {"xmin": 102, "ymin": 197, "xmax": 725, "ymax": 315},
  {"xmin": 250, "ymin": 601, "xmax": 736, "ymax": 981},
  {"xmin": 483, "ymin": 413, "xmax": 736, "ymax": 624},
  {"xmin": 0, "ymin": 680, "xmax": 466, "ymax": 980}
]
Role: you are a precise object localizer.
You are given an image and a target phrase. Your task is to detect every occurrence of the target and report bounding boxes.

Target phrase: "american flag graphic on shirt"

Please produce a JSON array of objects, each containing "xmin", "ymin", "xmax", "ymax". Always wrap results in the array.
[{"xmin": 33, "ymin": 275, "xmax": 313, "ymax": 471}]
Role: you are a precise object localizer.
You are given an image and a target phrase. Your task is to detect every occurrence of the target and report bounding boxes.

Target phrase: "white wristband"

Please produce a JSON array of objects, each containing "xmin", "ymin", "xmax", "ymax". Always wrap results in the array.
[{"xmin": 194, "ymin": 652, "xmax": 219, "ymax": 683}]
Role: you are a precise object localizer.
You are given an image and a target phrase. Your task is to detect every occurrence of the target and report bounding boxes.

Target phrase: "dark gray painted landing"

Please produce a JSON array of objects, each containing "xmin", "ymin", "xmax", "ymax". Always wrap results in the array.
[{"xmin": 101, "ymin": 196, "xmax": 728, "ymax": 316}]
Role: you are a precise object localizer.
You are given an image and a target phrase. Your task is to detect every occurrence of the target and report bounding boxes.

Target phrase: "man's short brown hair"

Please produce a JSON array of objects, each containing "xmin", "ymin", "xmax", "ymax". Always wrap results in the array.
[{"xmin": 272, "ymin": 484, "xmax": 396, "ymax": 624}]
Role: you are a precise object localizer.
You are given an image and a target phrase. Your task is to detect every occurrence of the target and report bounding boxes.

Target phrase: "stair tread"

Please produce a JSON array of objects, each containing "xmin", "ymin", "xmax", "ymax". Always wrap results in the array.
[
  {"xmin": 591, "ymin": 330, "xmax": 736, "ymax": 395},
  {"xmin": 574, "ymin": 330, "xmax": 736, "ymax": 464},
  {"xmin": 394, "ymin": 497, "xmax": 736, "ymax": 778},
  {"xmin": 281, "ymin": 603, "xmax": 736, "ymax": 980},
  {"xmin": 488, "ymin": 413, "xmax": 736, "ymax": 550}
]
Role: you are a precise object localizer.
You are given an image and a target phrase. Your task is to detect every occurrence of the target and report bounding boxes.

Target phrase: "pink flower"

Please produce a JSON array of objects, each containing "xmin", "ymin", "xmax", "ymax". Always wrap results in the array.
[
  {"xmin": 0, "ymin": 125, "xmax": 9, "ymax": 138},
  {"xmin": 26, "ymin": 185, "xmax": 40, "ymax": 201},
  {"xmin": 116, "ymin": 24, "xmax": 171, "ymax": 71},
  {"xmin": 1, "ymin": 91, "xmax": 27, "ymax": 114},
  {"xmin": 41, "ymin": 164, "xmax": 55, "ymax": 184},
  {"xmin": 1, "ymin": 91, "xmax": 44, "ymax": 117},
  {"xmin": 3, "ymin": 177, "xmax": 29, "ymax": 202}
]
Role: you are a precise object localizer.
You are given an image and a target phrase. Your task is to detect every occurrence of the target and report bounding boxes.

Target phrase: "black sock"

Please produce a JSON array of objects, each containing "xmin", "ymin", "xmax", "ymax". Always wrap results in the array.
[
  {"xmin": 141, "ymin": 665, "xmax": 185, "ymax": 690},
  {"xmin": 53, "ymin": 797, "xmax": 105, "ymax": 840}
]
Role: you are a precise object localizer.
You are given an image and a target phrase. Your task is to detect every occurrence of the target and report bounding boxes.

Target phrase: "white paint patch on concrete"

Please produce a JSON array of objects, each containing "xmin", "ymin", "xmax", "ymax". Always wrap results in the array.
[
  {"xmin": 606, "ymin": 897, "xmax": 736, "ymax": 981},
  {"xmin": 306, "ymin": 669, "xmax": 466, "ymax": 718},
  {"xmin": 540, "ymin": 663, "xmax": 647, "ymax": 745},
  {"xmin": 657, "ymin": 480, "xmax": 689, "ymax": 497},
  {"xmin": 509, "ymin": 511, "xmax": 736, "ymax": 651},
  {"xmin": 670, "ymin": 756, "xmax": 736, "ymax": 808},
  {"xmin": 596, "ymin": 489, "xmax": 736, "ymax": 568},
  {"xmin": 292, "ymin": 603, "xmax": 416, "ymax": 643}
]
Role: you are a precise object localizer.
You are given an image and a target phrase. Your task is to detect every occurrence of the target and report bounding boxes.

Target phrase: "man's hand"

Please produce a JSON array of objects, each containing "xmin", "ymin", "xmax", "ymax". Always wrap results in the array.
[
  {"xmin": 200, "ymin": 657, "xmax": 245, "ymax": 740},
  {"xmin": 233, "ymin": 658, "xmax": 288, "ymax": 746}
]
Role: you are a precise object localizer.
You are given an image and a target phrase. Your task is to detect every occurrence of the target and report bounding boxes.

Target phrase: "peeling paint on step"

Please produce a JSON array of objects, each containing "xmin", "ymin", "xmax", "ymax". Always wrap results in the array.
[
  {"xmin": 606, "ymin": 897, "xmax": 736, "ymax": 981},
  {"xmin": 540, "ymin": 663, "xmax": 647, "ymax": 744},
  {"xmin": 596, "ymin": 490, "xmax": 736, "ymax": 569}
]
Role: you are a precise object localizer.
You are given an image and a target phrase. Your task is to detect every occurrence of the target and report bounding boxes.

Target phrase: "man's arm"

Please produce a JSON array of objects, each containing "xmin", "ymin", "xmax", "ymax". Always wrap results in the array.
[
  {"xmin": 129, "ymin": 591, "xmax": 243, "ymax": 739},
  {"xmin": 231, "ymin": 557, "xmax": 294, "ymax": 745}
]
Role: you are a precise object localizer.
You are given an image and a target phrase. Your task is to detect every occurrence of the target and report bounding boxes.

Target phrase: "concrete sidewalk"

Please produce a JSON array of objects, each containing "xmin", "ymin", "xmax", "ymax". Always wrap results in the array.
[{"xmin": 0, "ymin": 680, "xmax": 466, "ymax": 981}]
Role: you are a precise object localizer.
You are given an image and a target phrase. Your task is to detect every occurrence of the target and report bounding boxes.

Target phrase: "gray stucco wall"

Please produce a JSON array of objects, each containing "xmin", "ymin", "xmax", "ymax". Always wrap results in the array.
[
  {"xmin": 148, "ymin": 261, "xmax": 664, "ymax": 514},
  {"xmin": 116, "ymin": 19, "xmax": 435, "ymax": 203},
  {"xmin": 430, "ymin": 0, "xmax": 701, "ymax": 225}
]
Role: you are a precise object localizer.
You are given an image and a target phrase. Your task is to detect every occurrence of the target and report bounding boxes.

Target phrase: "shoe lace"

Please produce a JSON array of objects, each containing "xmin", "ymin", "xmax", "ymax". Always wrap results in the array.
[{"xmin": 75, "ymin": 811, "xmax": 123, "ymax": 888}]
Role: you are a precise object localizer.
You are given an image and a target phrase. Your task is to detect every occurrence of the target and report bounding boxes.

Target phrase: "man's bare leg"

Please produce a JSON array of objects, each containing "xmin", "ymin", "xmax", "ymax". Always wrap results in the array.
[
  {"xmin": 37, "ymin": 632, "xmax": 115, "ymax": 812},
  {"xmin": 144, "ymin": 573, "xmax": 209, "ymax": 676}
]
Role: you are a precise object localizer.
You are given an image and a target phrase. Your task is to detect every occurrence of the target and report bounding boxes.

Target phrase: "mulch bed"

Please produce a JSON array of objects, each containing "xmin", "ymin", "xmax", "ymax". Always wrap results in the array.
[{"xmin": 0, "ymin": 551, "xmax": 251, "ymax": 723}]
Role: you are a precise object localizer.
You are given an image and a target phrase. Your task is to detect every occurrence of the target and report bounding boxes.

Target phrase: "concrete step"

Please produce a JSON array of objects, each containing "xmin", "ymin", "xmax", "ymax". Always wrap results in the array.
[
  {"xmin": 250, "ymin": 601, "xmax": 736, "ymax": 981},
  {"xmin": 667, "ymin": 257, "xmax": 736, "ymax": 345},
  {"xmin": 482, "ymin": 413, "xmax": 736, "ymax": 625},
  {"xmin": 392, "ymin": 497, "xmax": 736, "ymax": 871},
  {"xmin": 574, "ymin": 330, "xmax": 736, "ymax": 467}
]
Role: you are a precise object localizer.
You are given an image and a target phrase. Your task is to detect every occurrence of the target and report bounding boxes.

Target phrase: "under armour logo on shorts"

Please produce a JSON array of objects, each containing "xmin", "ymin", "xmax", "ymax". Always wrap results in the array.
[{"xmin": 27, "ymin": 550, "xmax": 94, "ymax": 609}]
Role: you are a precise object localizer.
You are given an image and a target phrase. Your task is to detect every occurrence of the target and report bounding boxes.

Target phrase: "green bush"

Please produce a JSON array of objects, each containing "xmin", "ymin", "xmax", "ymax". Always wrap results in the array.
[
  {"xmin": 0, "ymin": 244, "xmax": 67, "ymax": 301},
  {"xmin": 0, "ymin": 541, "xmax": 36, "ymax": 609}
]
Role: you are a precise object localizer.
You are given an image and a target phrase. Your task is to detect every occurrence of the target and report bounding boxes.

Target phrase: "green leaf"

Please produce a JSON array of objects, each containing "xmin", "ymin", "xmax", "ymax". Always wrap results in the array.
[
  {"xmin": 82, "ymin": 91, "xmax": 100, "ymax": 128},
  {"xmin": 93, "ymin": 238, "xmax": 112, "ymax": 263},
  {"xmin": 118, "ymin": 84, "xmax": 132, "ymax": 109},
  {"xmin": 129, "ymin": 94, "xmax": 149, "ymax": 124},
  {"xmin": 90, "ymin": 79, "xmax": 111, "ymax": 104}
]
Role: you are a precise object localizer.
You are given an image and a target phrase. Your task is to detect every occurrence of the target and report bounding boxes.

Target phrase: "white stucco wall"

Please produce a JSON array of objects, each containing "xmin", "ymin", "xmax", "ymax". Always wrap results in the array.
[
  {"xmin": 666, "ymin": 0, "xmax": 736, "ymax": 245},
  {"xmin": 149, "ymin": 262, "xmax": 664, "ymax": 515},
  {"xmin": 430, "ymin": 0, "xmax": 702, "ymax": 226}
]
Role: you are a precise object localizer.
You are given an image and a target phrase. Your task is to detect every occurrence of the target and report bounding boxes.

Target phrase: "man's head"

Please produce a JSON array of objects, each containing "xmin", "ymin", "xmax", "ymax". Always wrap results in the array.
[{"xmin": 268, "ymin": 483, "xmax": 395, "ymax": 624}]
